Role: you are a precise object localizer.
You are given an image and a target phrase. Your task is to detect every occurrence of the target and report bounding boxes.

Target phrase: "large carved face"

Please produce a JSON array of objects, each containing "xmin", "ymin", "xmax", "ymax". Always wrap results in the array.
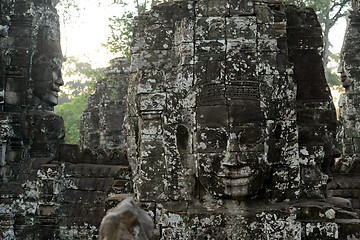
[
  {"xmin": 338, "ymin": 61, "xmax": 353, "ymax": 91},
  {"xmin": 338, "ymin": 12, "xmax": 360, "ymax": 92},
  {"xmin": 196, "ymin": 85, "xmax": 269, "ymax": 199},
  {"xmin": 32, "ymin": 55, "xmax": 63, "ymax": 107},
  {"xmin": 32, "ymin": 25, "xmax": 63, "ymax": 109}
]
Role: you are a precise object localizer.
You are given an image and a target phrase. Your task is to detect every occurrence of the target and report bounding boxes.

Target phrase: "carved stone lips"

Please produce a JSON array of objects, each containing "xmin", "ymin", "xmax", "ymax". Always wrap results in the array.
[
  {"xmin": 217, "ymin": 166, "xmax": 254, "ymax": 186},
  {"xmin": 51, "ymin": 84, "xmax": 61, "ymax": 92},
  {"xmin": 50, "ymin": 84, "xmax": 61, "ymax": 97},
  {"xmin": 50, "ymin": 90, "xmax": 59, "ymax": 98},
  {"xmin": 222, "ymin": 177, "xmax": 251, "ymax": 187},
  {"xmin": 341, "ymin": 75, "xmax": 347, "ymax": 82},
  {"xmin": 218, "ymin": 166, "xmax": 253, "ymax": 178}
]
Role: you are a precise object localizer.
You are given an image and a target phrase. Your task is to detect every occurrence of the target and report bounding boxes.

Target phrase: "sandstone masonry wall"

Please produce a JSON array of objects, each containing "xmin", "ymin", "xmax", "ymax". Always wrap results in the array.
[
  {"xmin": 80, "ymin": 57, "xmax": 129, "ymax": 150},
  {"xmin": 328, "ymin": 0, "xmax": 360, "ymax": 218},
  {"xmin": 0, "ymin": 2, "xmax": 132, "ymax": 239},
  {"xmin": 125, "ymin": 0, "xmax": 357, "ymax": 239}
]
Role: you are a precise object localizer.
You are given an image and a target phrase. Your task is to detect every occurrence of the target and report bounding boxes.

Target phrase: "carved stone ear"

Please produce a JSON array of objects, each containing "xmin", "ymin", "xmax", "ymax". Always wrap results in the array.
[
  {"xmin": 51, "ymin": 0, "xmax": 60, "ymax": 7},
  {"xmin": 353, "ymin": 0, "xmax": 359, "ymax": 11}
]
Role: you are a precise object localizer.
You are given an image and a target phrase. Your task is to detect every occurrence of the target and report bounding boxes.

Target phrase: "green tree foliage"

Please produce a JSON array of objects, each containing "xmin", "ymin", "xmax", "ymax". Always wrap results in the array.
[
  {"xmin": 104, "ymin": 12, "xmax": 134, "ymax": 58},
  {"xmin": 284, "ymin": 0, "xmax": 351, "ymax": 82},
  {"xmin": 57, "ymin": 56, "xmax": 105, "ymax": 144},
  {"xmin": 103, "ymin": 0, "xmax": 172, "ymax": 57},
  {"xmin": 57, "ymin": 94, "xmax": 88, "ymax": 145},
  {"xmin": 328, "ymin": 69, "xmax": 342, "ymax": 85},
  {"xmin": 56, "ymin": 1, "xmax": 107, "ymax": 145},
  {"xmin": 59, "ymin": 57, "xmax": 104, "ymax": 105}
]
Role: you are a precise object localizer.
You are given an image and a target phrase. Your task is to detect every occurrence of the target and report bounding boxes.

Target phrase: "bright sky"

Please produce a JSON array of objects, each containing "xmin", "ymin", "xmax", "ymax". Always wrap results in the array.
[
  {"xmin": 57, "ymin": 1, "xmax": 348, "ymax": 70},
  {"xmin": 329, "ymin": 17, "xmax": 347, "ymax": 55},
  {"xmin": 57, "ymin": 0, "xmax": 126, "ymax": 68}
]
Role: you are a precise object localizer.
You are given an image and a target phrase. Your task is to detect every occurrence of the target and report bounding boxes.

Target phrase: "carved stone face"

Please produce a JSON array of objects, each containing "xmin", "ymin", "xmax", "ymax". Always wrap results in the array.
[
  {"xmin": 338, "ymin": 11, "xmax": 360, "ymax": 93},
  {"xmin": 338, "ymin": 61, "xmax": 353, "ymax": 91},
  {"xmin": 196, "ymin": 87, "xmax": 269, "ymax": 199},
  {"xmin": 33, "ymin": 56, "xmax": 63, "ymax": 107},
  {"xmin": 353, "ymin": 0, "xmax": 359, "ymax": 11},
  {"xmin": 31, "ymin": 25, "xmax": 63, "ymax": 109}
]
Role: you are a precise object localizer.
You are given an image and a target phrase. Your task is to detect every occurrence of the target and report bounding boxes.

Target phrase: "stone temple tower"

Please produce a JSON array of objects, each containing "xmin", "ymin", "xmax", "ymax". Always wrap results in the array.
[
  {"xmin": 328, "ymin": 0, "xmax": 360, "ymax": 219},
  {"xmin": 125, "ymin": 0, "xmax": 357, "ymax": 238}
]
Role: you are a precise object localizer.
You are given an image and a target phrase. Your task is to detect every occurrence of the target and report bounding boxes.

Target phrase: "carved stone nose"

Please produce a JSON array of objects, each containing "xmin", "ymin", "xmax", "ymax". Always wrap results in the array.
[
  {"xmin": 337, "ymin": 64, "xmax": 343, "ymax": 74},
  {"xmin": 53, "ymin": 71, "xmax": 64, "ymax": 86},
  {"xmin": 222, "ymin": 152, "xmax": 239, "ymax": 167},
  {"xmin": 228, "ymin": 132, "xmax": 240, "ymax": 152}
]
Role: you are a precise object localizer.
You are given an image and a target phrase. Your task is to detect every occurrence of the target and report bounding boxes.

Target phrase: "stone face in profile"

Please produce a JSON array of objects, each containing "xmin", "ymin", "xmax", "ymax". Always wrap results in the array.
[
  {"xmin": 337, "ymin": 4, "xmax": 360, "ymax": 169},
  {"xmin": 338, "ymin": 62, "xmax": 353, "ymax": 91},
  {"xmin": 31, "ymin": 23, "xmax": 64, "ymax": 110},
  {"xmin": 0, "ymin": 0, "xmax": 64, "ymax": 112},
  {"xmin": 330, "ymin": 0, "xmax": 360, "ymax": 217},
  {"xmin": 353, "ymin": 0, "xmax": 359, "ymax": 11},
  {"xmin": 32, "ymin": 53, "xmax": 63, "ymax": 108},
  {"xmin": 0, "ymin": 1, "xmax": 133, "ymax": 239},
  {"xmin": 337, "ymin": 2, "xmax": 360, "ymax": 93},
  {"xmin": 99, "ymin": 198, "xmax": 154, "ymax": 240}
]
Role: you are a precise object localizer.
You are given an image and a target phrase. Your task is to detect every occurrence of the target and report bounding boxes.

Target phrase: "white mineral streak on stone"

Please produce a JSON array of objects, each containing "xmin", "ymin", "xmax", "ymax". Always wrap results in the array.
[
  {"xmin": 198, "ymin": 142, "xmax": 206, "ymax": 150},
  {"xmin": 325, "ymin": 209, "xmax": 336, "ymax": 220},
  {"xmin": 25, "ymin": 5, "xmax": 36, "ymax": 17},
  {"xmin": 0, "ymin": 25, "xmax": 8, "ymax": 34}
]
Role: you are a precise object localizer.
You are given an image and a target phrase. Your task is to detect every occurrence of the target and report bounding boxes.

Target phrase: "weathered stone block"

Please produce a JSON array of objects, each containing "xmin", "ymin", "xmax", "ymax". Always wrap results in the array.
[
  {"xmin": 195, "ymin": 17, "xmax": 225, "ymax": 40},
  {"xmin": 144, "ymin": 26, "xmax": 174, "ymax": 50},
  {"xmin": 137, "ymin": 175, "xmax": 167, "ymax": 201},
  {"xmin": 39, "ymin": 205, "xmax": 56, "ymax": 216},
  {"xmin": 195, "ymin": 0, "xmax": 228, "ymax": 17},
  {"xmin": 195, "ymin": 60, "xmax": 225, "ymax": 85},
  {"xmin": 226, "ymin": 16, "xmax": 257, "ymax": 40},
  {"xmin": 150, "ymin": 0, "xmax": 194, "ymax": 23},
  {"xmin": 258, "ymin": 38, "xmax": 278, "ymax": 52},
  {"xmin": 175, "ymin": 43, "xmax": 194, "ymax": 66},
  {"xmin": 299, "ymin": 146, "xmax": 325, "ymax": 166},
  {"xmin": 174, "ymin": 65, "xmax": 194, "ymax": 90},
  {"xmin": 139, "ymin": 93, "xmax": 166, "ymax": 112},
  {"xmin": 255, "ymin": 5, "xmax": 275, "ymax": 24},
  {"xmin": 228, "ymin": 0, "xmax": 255, "ymax": 15},
  {"xmin": 195, "ymin": 40, "xmax": 226, "ymax": 62},
  {"xmin": 142, "ymin": 50, "xmax": 176, "ymax": 70},
  {"xmin": 140, "ymin": 119, "xmax": 163, "ymax": 136},
  {"xmin": 63, "ymin": 190, "xmax": 106, "ymax": 204},
  {"xmin": 139, "ymin": 138, "xmax": 165, "ymax": 158},
  {"xmin": 225, "ymin": 55, "xmax": 258, "ymax": 82},
  {"xmin": 68, "ymin": 177, "xmax": 114, "ymax": 191},
  {"xmin": 197, "ymin": 105, "xmax": 229, "ymax": 127},
  {"xmin": 65, "ymin": 163, "xmax": 130, "ymax": 178},
  {"xmin": 174, "ymin": 17, "xmax": 194, "ymax": 45},
  {"xmin": 227, "ymin": 39, "xmax": 257, "ymax": 55}
]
